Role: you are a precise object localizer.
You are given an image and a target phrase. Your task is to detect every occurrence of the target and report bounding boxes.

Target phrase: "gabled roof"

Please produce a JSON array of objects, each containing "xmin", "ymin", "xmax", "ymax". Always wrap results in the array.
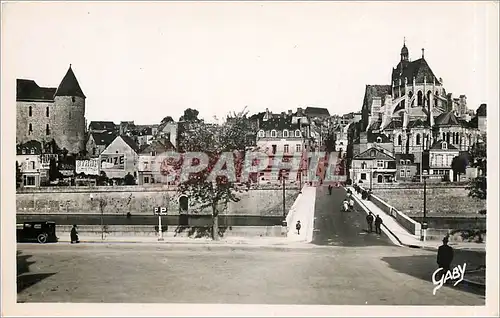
[
  {"xmin": 89, "ymin": 121, "xmax": 116, "ymax": 131},
  {"xmin": 354, "ymin": 146, "xmax": 395, "ymax": 160},
  {"xmin": 258, "ymin": 116, "xmax": 300, "ymax": 131},
  {"xmin": 435, "ymin": 111, "xmax": 463, "ymax": 127},
  {"xmin": 120, "ymin": 135, "xmax": 140, "ymax": 153},
  {"xmin": 430, "ymin": 140, "xmax": 458, "ymax": 151},
  {"xmin": 476, "ymin": 104, "xmax": 486, "ymax": 116},
  {"xmin": 304, "ymin": 107, "xmax": 330, "ymax": 117},
  {"xmin": 16, "ymin": 79, "xmax": 56, "ymax": 102},
  {"xmin": 54, "ymin": 65, "xmax": 86, "ymax": 98},
  {"xmin": 392, "ymin": 58, "xmax": 439, "ymax": 85},
  {"xmin": 16, "ymin": 140, "xmax": 43, "ymax": 155},
  {"xmin": 384, "ymin": 119, "xmax": 403, "ymax": 130},
  {"xmin": 407, "ymin": 118, "xmax": 430, "ymax": 128},
  {"xmin": 89, "ymin": 131, "xmax": 117, "ymax": 146},
  {"xmin": 139, "ymin": 139, "xmax": 176, "ymax": 154}
]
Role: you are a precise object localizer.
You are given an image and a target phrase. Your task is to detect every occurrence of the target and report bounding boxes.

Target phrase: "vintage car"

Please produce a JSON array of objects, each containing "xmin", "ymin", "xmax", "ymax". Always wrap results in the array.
[{"xmin": 16, "ymin": 221, "xmax": 58, "ymax": 244}]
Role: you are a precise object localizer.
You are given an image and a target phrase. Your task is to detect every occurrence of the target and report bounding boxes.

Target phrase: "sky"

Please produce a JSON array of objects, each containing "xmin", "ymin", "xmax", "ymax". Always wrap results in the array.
[{"xmin": 4, "ymin": 1, "xmax": 498, "ymax": 124}]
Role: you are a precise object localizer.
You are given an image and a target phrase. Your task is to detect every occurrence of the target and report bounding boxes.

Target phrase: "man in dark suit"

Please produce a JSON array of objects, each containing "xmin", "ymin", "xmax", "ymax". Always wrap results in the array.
[
  {"xmin": 437, "ymin": 236, "xmax": 454, "ymax": 279},
  {"xmin": 366, "ymin": 213, "xmax": 374, "ymax": 232}
]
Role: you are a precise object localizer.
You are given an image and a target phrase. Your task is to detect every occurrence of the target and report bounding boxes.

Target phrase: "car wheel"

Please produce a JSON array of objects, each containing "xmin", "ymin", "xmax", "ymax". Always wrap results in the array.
[{"xmin": 37, "ymin": 233, "xmax": 48, "ymax": 244}]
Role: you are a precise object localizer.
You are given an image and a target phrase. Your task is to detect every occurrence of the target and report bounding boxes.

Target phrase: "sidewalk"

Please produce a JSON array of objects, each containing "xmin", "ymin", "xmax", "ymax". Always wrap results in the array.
[
  {"xmin": 347, "ymin": 186, "xmax": 486, "ymax": 288},
  {"xmin": 56, "ymin": 234, "xmax": 313, "ymax": 248},
  {"xmin": 285, "ymin": 185, "xmax": 317, "ymax": 243},
  {"xmin": 347, "ymin": 187, "xmax": 486, "ymax": 251}
]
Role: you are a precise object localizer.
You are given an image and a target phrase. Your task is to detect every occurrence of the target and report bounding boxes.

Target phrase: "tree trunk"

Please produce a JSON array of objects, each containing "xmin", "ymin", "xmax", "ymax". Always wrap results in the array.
[{"xmin": 212, "ymin": 203, "xmax": 219, "ymax": 241}]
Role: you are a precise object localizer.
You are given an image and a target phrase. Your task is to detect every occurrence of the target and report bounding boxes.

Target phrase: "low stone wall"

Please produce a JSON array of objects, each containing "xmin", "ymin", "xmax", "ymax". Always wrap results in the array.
[
  {"xmin": 17, "ymin": 214, "xmax": 284, "ymax": 227},
  {"xmin": 358, "ymin": 186, "xmax": 421, "ymax": 235},
  {"xmin": 372, "ymin": 186, "xmax": 485, "ymax": 216},
  {"xmin": 17, "ymin": 186, "xmax": 299, "ymax": 217},
  {"xmin": 412, "ymin": 216, "xmax": 486, "ymax": 231},
  {"xmin": 56, "ymin": 225, "xmax": 285, "ymax": 238},
  {"xmin": 370, "ymin": 182, "xmax": 470, "ymax": 189},
  {"xmin": 369, "ymin": 193, "xmax": 422, "ymax": 236}
]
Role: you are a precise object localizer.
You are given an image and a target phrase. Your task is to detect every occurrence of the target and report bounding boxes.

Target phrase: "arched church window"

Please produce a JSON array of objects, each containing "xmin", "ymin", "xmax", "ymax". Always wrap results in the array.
[
  {"xmin": 46, "ymin": 124, "xmax": 50, "ymax": 136},
  {"xmin": 416, "ymin": 134, "xmax": 421, "ymax": 145},
  {"xmin": 46, "ymin": 107, "xmax": 49, "ymax": 117},
  {"xmin": 446, "ymin": 132, "xmax": 451, "ymax": 144},
  {"xmin": 417, "ymin": 91, "xmax": 423, "ymax": 106},
  {"xmin": 408, "ymin": 91, "xmax": 413, "ymax": 107},
  {"xmin": 426, "ymin": 91, "xmax": 432, "ymax": 107},
  {"xmin": 28, "ymin": 123, "xmax": 33, "ymax": 134},
  {"xmin": 397, "ymin": 135, "xmax": 402, "ymax": 146},
  {"xmin": 29, "ymin": 106, "xmax": 32, "ymax": 117}
]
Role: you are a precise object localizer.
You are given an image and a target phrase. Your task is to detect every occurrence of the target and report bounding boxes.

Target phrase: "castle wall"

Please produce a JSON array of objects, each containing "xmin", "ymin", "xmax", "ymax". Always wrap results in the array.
[
  {"xmin": 17, "ymin": 96, "xmax": 86, "ymax": 154},
  {"xmin": 16, "ymin": 100, "xmax": 54, "ymax": 145}
]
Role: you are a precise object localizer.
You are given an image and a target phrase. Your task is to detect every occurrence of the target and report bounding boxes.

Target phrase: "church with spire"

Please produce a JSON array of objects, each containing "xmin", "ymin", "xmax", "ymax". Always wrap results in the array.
[
  {"xmin": 353, "ymin": 40, "xmax": 484, "ymax": 181},
  {"xmin": 16, "ymin": 64, "xmax": 87, "ymax": 155}
]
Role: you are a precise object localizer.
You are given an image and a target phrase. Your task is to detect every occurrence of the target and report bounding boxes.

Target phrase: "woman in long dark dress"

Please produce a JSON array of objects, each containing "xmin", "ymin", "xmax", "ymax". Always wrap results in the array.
[{"xmin": 70, "ymin": 224, "xmax": 80, "ymax": 244}]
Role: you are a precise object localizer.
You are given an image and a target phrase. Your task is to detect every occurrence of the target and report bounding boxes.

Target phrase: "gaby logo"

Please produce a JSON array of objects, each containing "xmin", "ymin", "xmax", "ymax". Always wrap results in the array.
[{"xmin": 432, "ymin": 263, "xmax": 466, "ymax": 295}]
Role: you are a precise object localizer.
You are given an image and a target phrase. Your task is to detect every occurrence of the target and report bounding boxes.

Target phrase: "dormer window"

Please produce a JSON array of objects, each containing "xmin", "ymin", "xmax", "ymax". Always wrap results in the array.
[
  {"xmin": 258, "ymin": 130, "xmax": 265, "ymax": 138},
  {"xmin": 442, "ymin": 142, "xmax": 448, "ymax": 150},
  {"xmin": 370, "ymin": 150, "xmax": 376, "ymax": 157},
  {"xmin": 400, "ymin": 160, "xmax": 405, "ymax": 165},
  {"xmin": 283, "ymin": 130, "xmax": 289, "ymax": 138},
  {"xmin": 406, "ymin": 160, "xmax": 411, "ymax": 165},
  {"xmin": 22, "ymin": 148, "xmax": 26, "ymax": 154},
  {"xmin": 376, "ymin": 137, "xmax": 382, "ymax": 143},
  {"xmin": 295, "ymin": 130, "xmax": 301, "ymax": 137},
  {"xmin": 271, "ymin": 130, "xmax": 277, "ymax": 138},
  {"xmin": 30, "ymin": 148, "xmax": 35, "ymax": 155}
]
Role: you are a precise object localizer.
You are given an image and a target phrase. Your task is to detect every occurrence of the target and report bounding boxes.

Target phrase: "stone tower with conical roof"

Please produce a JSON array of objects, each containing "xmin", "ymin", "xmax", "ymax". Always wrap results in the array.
[
  {"xmin": 16, "ymin": 64, "xmax": 86, "ymax": 154},
  {"xmin": 52, "ymin": 65, "xmax": 87, "ymax": 154}
]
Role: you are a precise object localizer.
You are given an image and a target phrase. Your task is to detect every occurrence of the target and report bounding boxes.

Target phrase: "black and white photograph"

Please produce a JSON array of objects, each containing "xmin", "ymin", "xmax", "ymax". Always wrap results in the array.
[{"xmin": 1, "ymin": 1, "xmax": 498, "ymax": 317}]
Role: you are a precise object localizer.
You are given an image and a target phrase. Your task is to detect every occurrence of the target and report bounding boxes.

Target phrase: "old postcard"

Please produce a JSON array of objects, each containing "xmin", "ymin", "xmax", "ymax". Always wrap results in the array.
[{"xmin": 1, "ymin": 1, "xmax": 498, "ymax": 317}]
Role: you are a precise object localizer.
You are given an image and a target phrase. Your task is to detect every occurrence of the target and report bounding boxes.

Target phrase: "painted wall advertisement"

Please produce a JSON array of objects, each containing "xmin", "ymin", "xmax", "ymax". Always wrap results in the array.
[
  {"xmin": 100, "ymin": 154, "xmax": 125, "ymax": 170},
  {"xmin": 76, "ymin": 159, "xmax": 100, "ymax": 175}
]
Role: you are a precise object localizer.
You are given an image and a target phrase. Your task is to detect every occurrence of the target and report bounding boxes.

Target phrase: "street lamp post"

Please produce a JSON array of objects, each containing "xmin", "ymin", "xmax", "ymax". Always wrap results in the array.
[
  {"xmin": 421, "ymin": 170, "xmax": 429, "ymax": 241},
  {"xmin": 282, "ymin": 173, "xmax": 286, "ymax": 218}
]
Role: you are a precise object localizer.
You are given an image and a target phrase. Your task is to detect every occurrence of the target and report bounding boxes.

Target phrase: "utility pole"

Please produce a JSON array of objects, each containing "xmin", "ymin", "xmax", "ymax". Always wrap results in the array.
[{"xmin": 282, "ymin": 173, "xmax": 286, "ymax": 218}]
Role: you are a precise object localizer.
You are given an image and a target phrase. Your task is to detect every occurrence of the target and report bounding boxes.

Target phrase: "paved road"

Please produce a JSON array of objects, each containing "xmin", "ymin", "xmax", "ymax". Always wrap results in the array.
[
  {"xmin": 17, "ymin": 243, "xmax": 484, "ymax": 305},
  {"xmin": 312, "ymin": 186, "xmax": 393, "ymax": 246}
]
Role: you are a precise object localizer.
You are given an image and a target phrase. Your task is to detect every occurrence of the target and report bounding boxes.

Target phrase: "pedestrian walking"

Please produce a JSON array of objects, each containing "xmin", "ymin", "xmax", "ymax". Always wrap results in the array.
[
  {"xmin": 349, "ymin": 197, "xmax": 354, "ymax": 211},
  {"xmin": 366, "ymin": 213, "xmax": 374, "ymax": 232},
  {"xmin": 342, "ymin": 199, "xmax": 349, "ymax": 212},
  {"xmin": 328, "ymin": 184, "xmax": 332, "ymax": 195},
  {"xmin": 437, "ymin": 236, "xmax": 454, "ymax": 281},
  {"xmin": 296, "ymin": 220, "xmax": 302, "ymax": 235},
  {"xmin": 70, "ymin": 224, "xmax": 80, "ymax": 244},
  {"xmin": 374, "ymin": 215, "xmax": 383, "ymax": 234}
]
